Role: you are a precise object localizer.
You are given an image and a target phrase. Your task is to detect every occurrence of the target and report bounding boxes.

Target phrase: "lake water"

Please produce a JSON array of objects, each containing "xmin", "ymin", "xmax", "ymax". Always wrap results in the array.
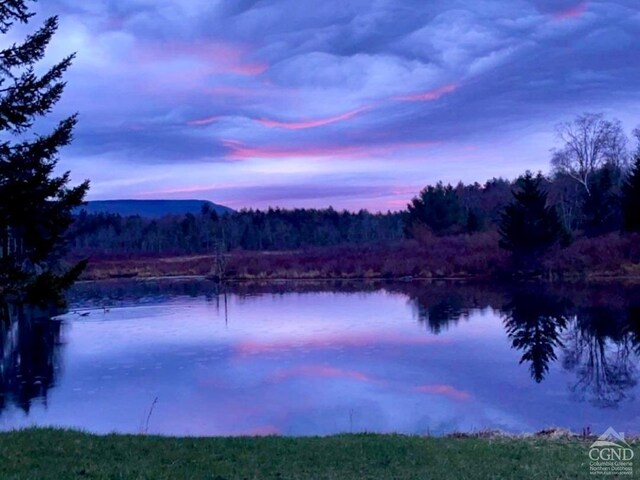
[{"xmin": 1, "ymin": 280, "xmax": 639, "ymax": 436}]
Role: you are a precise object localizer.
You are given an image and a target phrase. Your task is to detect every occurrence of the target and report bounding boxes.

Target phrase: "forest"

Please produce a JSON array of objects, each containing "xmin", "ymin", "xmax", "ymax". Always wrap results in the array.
[
  {"xmin": 70, "ymin": 113, "xmax": 640, "ymax": 277},
  {"xmin": 70, "ymin": 206, "xmax": 408, "ymax": 254}
]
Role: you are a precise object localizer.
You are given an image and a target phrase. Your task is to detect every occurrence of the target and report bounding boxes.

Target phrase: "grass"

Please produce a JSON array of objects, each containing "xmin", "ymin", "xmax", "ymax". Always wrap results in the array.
[{"xmin": 0, "ymin": 428, "xmax": 629, "ymax": 479}]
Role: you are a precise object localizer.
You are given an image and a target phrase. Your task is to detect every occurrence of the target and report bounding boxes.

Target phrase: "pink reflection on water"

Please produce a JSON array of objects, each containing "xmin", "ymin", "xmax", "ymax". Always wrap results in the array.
[
  {"xmin": 271, "ymin": 365, "xmax": 372, "ymax": 383},
  {"xmin": 234, "ymin": 332, "xmax": 451, "ymax": 357}
]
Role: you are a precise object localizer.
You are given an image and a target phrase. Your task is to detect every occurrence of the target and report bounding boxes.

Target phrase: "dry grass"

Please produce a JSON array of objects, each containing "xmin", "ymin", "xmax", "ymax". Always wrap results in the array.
[
  {"xmin": 77, "ymin": 235, "xmax": 507, "ymax": 281},
  {"xmin": 75, "ymin": 232, "xmax": 640, "ymax": 282}
]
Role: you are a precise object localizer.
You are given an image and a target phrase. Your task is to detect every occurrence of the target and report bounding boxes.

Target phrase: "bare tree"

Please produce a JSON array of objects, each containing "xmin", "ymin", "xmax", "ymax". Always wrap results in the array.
[
  {"xmin": 551, "ymin": 113, "xmax": 629, "ymax": 195},
  {"xmin": 633, "ymin": 126, "xmax": 640, "ymax": 157}
]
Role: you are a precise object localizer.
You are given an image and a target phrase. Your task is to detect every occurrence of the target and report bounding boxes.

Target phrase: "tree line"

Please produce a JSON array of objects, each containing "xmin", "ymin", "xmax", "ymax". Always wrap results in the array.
[
  {"xmin": 70, "ymin": 112, "xmax": 640, "ymax": 265},
  {"xmin": 70, "ymin": 207, "xmax": 407, "ymax": 255},
  {"xmin": 1, "ymin": 0, "xmax": 639, "ymax": 297},
  {"xmin": 408, "ymin": 113, "xmax": 640, "ymax": 271},
  {"xmin": 409, "ymin": 114, "xmax": 640, "ymax": 237}
]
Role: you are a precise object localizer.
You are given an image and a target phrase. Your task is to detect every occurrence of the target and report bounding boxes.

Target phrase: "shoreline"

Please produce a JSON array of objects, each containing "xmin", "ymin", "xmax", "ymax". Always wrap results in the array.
[
  {"xmin": 75, "ymin": 271, "xmax": 640, "ymax": 284},
  {"xmin": 73, "ymin": 234, "xmax": 640, "ymax": 284},
  {"xmin": 2, "ymin": 426, "xmax": 638, "ymax": 439}
]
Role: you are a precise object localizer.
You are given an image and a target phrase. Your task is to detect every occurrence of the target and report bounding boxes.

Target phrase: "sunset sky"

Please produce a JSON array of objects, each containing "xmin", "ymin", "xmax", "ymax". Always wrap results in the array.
[{"xmin": 24, "ymin": 0, "xmax": 640, "ymax": 210}]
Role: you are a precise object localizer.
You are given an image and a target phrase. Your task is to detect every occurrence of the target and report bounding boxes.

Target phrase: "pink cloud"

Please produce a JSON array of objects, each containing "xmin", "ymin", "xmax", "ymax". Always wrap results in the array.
[
  {"xmin": 204, "ymin": 85, "xmax": 260, "ymax": 97},
  {"xmin": 136, "ymin": 183, "xmax": 228, "ymax": 197},
  {"xmin": 551, "ymin": 1, "xmax": 588, "ymax": 20},
  {"xmin": 187, "ymin": 115, "xmax": 220, "ymax": 126},
  {"xmin": 256, "ymin": 108, "xmax": 366, "ymax": 130},
  {"xmin": 395, "ymin": 83, "xmax": 458, "ymax": 102},
  {"xmin": 414, "ymin": 384, "xmax": 471, "ymax": 401},
  {"xmin": 135, "ymin": 41, "xmax": 268, "ymax": 77},
  {"xmin": 387, "ymin": 199, "xmax": 410, "ymax": 206},
  {"xmin": 221, "ymin": 139, "xmax": 440, "ymax": 160},
  {"xmin": 222, "ymin": 139, "xmax": 362, "ymax": 159}
]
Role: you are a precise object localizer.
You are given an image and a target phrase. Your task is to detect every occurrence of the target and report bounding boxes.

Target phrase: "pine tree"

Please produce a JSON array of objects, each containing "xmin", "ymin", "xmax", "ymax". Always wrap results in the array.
[
  {"xmin": 499, "ymin": 172, "xmax": 564, "ymax": 269},
  {"xmin": 0, "ymin": 1, "xmax": 89, "ymax": 301},
  {"xmin": 465, "ymin": 209, "xmax": 484, "ymax": 233},
  {"xmin": 582, "ymin": 164, "xmax": 623, "ymax": 236},
  {"xmin": 622, "ymin": 156, "xmax": 640, "ymax": 232},
  {"xmin": 407, "ymin": 182, "xmax": 463, "ymax": 235}
]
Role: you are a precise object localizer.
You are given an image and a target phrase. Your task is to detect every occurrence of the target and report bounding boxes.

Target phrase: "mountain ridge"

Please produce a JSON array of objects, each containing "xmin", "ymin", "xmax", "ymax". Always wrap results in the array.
[{"xmin": 78, "ymin": 199, "xmax": 234, "ymax": 218}]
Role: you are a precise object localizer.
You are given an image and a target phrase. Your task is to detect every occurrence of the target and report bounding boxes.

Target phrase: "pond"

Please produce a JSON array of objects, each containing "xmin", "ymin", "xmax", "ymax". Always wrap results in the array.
[{"xmin": 1, "ymin": 280, "xmax": 639, "ymax": 436}]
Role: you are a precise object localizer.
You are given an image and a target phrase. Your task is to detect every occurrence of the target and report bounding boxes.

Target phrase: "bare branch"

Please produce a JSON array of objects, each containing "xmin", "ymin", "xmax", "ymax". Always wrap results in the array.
[{"xmin": 551, "ymin": 113, "xmax": 629, "ymax": 195}]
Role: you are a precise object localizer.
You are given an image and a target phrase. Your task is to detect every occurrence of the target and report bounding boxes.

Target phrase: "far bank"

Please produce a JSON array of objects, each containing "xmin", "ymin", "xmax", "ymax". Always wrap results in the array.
[{"xmin": 73, "ymin": 232, "xmax": 640, "ymax": 282}]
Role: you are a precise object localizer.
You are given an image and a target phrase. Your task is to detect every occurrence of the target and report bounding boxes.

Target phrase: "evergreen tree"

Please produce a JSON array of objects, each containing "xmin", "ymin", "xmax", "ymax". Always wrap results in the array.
[
  {"xmin": 407, "ymin": 182, "xmax": 463, "ymax": 235},
  {"xmin": 0, "ymin": 0, "xmax": 88, "ymax": 301},
  {"xmin": 499, "ymin": 172, "xmax": 564, "ymax": 269},
  {"xmin": 582, "ymin": 164, "xmax": 623, "ymax": 236},
  {"xmin": 622, "ymin": 156, "xmax": 640, "ymax": 232},
  {"xmin": 465, "ymin": 209, "xmax": 484, "ymax": 233}
]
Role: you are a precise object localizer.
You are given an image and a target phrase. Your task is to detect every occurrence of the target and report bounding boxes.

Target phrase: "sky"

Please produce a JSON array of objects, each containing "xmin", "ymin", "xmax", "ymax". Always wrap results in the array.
[{"xmin": 19, "ymin": 0, "xmax": 640, "ymax": 210}]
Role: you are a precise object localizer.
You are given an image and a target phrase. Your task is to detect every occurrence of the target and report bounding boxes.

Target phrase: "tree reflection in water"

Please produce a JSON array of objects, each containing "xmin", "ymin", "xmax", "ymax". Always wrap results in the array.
[
  {"xmin": 402, "ymin": 281, "xmax": 640, "ymax": 408},
  {"xmin": 413, "ymin": 293, "xmax": 468, "ymax": 335},
  {"xmin": 0, "ymin": 280, "xmax": 639, "ymax": 418},
  {"xmin": 501, "ymin": 290, "xmax": 640, "ymax": 407},
  {"xmin": 502, "ymin": 292, "xmax": 571, "ymax": 383},
  {"xmin": 0, "ymin": 303, "xmax": 64, "ymax": 413},
  {"xmin": 562, "ymin": 305, "xmax": 639, "ymax": 408}
]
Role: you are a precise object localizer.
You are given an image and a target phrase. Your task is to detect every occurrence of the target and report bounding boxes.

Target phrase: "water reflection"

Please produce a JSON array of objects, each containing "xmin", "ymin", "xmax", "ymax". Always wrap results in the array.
[
  {"xmin": 563, "ymin": 305, "xmax": 639, "ymax": 408},
  {"xmin": 0, "ymin": 280, "xmax": 639, "ymax": 435},
  {"xmin": 500, "ymin": 291, "xmax": 640, "ymax": 407},
  {"xmin": 399, "ymin": 282, "xmax": 504, "ymax": 335},
  {"xmin": 398, "ymin": 282, "xmax": 640, "ymax": 406},
  {"xmin": 413, "ymin": 293, "xmax": 468, "ymax": 335},
  {"xmin": 0, "ymin": 304, "xmax": 64, "ymax": 413},
  {"xmin": 502, "ymin": 291, "xmax": 570, "ymax": 383}
]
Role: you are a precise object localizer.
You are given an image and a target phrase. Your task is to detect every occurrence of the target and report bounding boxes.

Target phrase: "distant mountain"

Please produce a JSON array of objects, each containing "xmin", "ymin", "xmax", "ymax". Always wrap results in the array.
[{"xmin": 78, "ymin": 200, "xmax": 234, "ymax": 218}]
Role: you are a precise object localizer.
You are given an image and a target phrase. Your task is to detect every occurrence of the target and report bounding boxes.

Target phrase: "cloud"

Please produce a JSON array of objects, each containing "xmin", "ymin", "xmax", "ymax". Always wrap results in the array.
[
  {"xmin": 551, "ymin": 2, "xmax": 589, "ymax": 20},
  {"xmin": 25, "ymin": 0, "xmax": 640, "ymax": 209},
  {"xmin": 256, "ymin": 107, "xmax": 366, "ymax": 130},
  {"xmin": 133, "ymin": 40, "xmax": 268, "ymax": 76},
  {"xmin": 532, "ymin": 0, "xmax": 590, "ymax": 20},
  {"xmin": 187, "ymin": 116, "xmax": 220, "ymax": 126},
  {"xmin": 220, "ymin": 139, "xmax": 440, "ymax": 161},
  {"xmin": 395, "ymin": 83, "xmax": 459, "ymax": 102}
]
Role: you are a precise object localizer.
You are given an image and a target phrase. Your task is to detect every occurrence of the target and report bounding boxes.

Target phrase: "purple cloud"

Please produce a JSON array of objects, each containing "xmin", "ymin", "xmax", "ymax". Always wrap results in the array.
[{"xmin": 27, "ymin": 0, "xmax": 640, "ymax": 210}]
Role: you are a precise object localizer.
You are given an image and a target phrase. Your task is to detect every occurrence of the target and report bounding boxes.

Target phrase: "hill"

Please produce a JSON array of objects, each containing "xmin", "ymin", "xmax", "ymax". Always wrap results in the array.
[{"xmin": 79, "ymin": 200, "xmax": 233, "ymax": 218}]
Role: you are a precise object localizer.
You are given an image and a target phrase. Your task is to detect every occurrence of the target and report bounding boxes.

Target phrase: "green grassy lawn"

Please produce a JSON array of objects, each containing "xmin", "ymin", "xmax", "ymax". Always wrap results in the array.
[{"xmin": 0, "ymin": 429, "xmax": 631, "ymax": 480}]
